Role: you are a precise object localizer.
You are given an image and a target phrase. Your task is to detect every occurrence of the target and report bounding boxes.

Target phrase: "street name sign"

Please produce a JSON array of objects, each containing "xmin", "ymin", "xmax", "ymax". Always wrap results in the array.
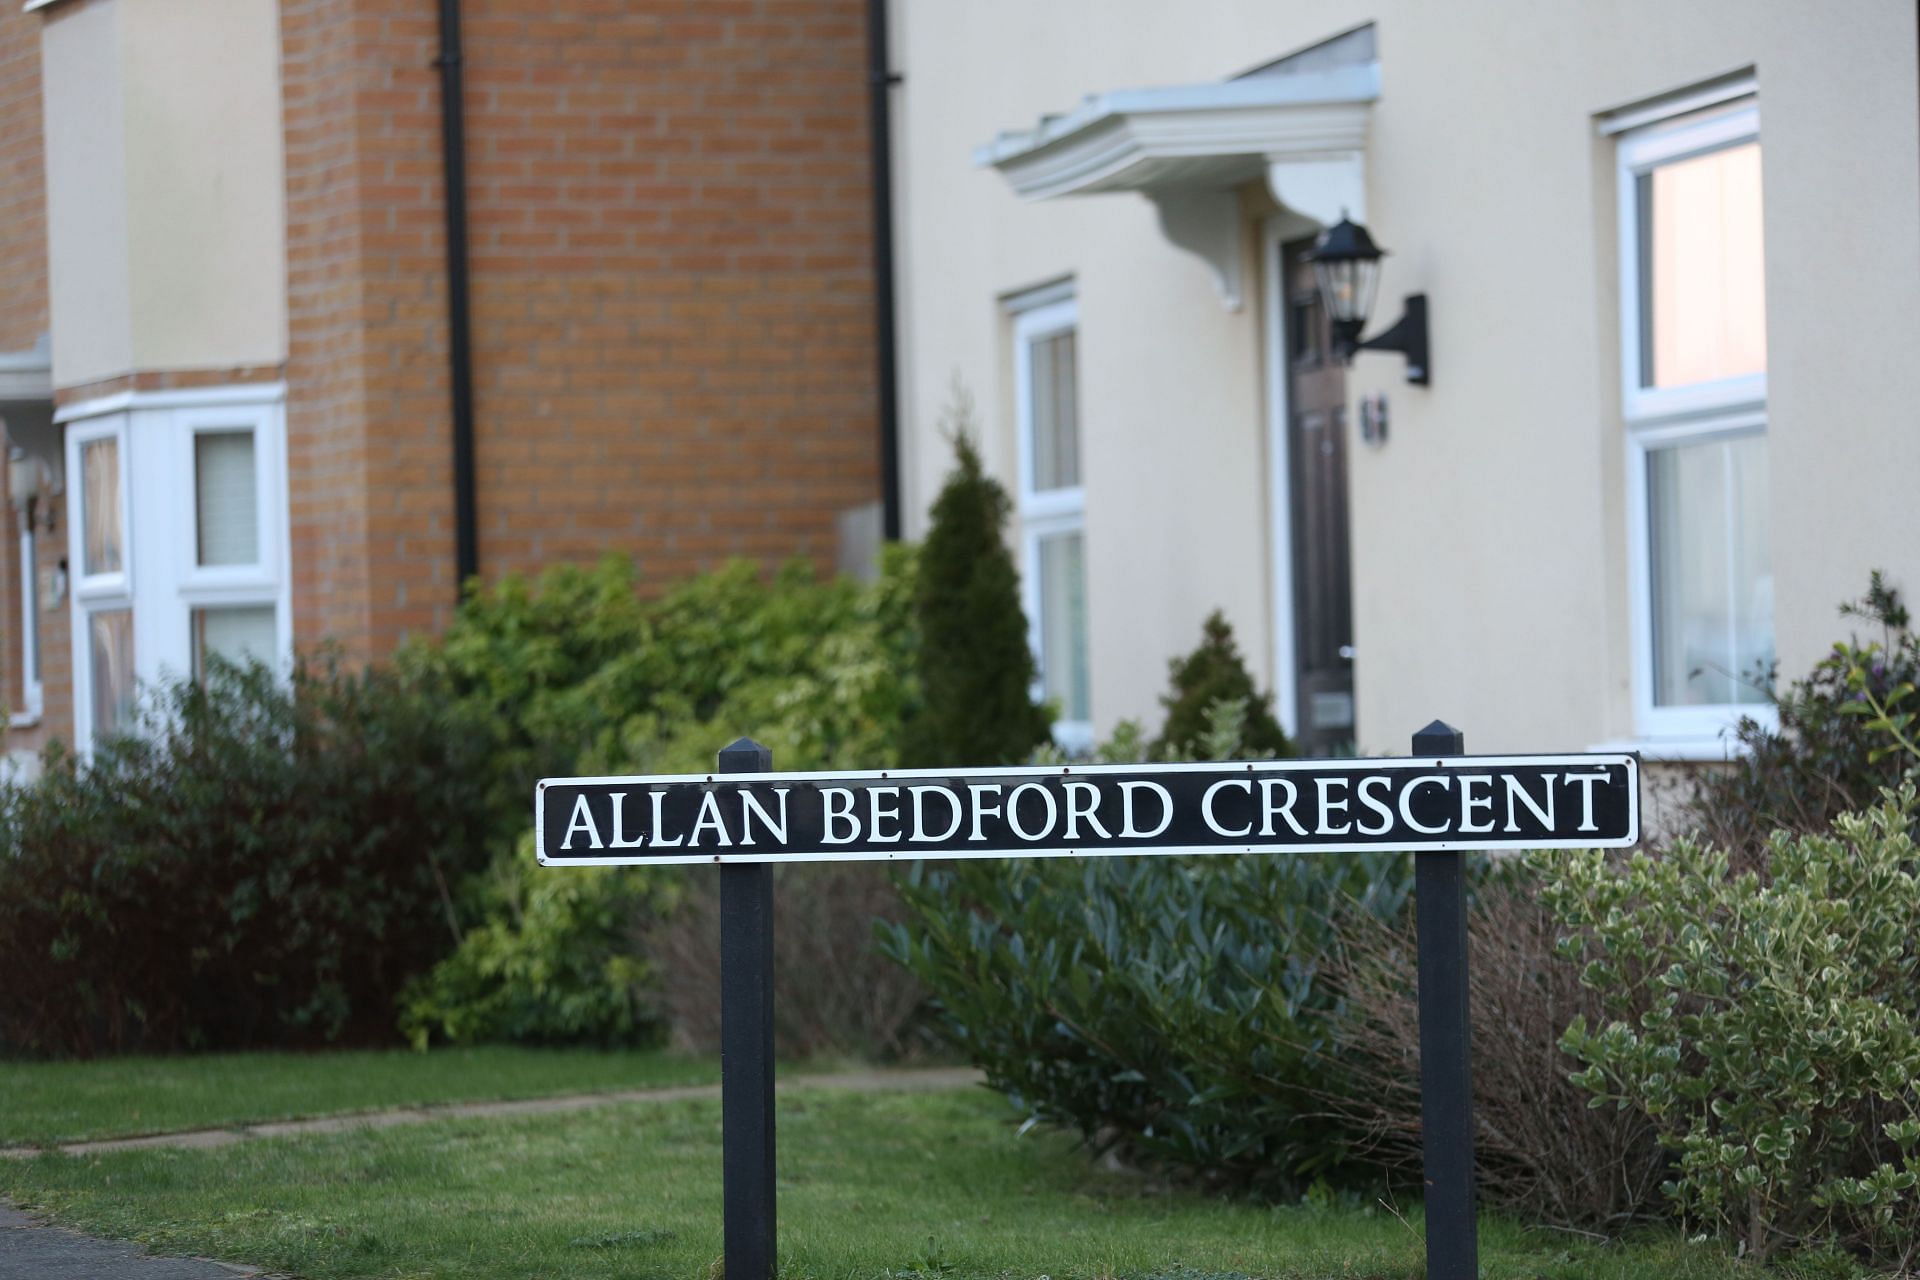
[
  {"xmin": 535, "ymin": 753, "xmax": 1639, "ymax": 866},
  {"xmin": 537, "ymin": 727, "xmax": 1642, "ymax": 1280}
]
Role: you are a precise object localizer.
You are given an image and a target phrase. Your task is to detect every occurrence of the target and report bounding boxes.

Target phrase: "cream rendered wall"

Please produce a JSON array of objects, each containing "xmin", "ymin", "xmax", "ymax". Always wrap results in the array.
[
  {"xmin": 894, "ymin": 0, "xmax": 1920, "ymax": 755},
  {"xmin": 41, "ymin": 0, "xmax": 288, "ymax": 391},
  {"xmin": 42, "ymin": 0, "xmax": 133, "ymax": 389}
]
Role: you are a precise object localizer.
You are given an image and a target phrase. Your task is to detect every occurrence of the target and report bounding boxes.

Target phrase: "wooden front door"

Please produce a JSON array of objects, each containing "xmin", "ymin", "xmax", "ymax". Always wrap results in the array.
[{"xmin": 1283, "ymin": 238, "xmax": 1356, "ymax": 755}]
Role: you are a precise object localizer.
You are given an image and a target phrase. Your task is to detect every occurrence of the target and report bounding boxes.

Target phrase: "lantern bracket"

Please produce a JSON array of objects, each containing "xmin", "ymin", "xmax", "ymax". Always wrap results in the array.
[{"xmin": 1347, "ymin": 294, "xmax": 1429, "ymax": 386}]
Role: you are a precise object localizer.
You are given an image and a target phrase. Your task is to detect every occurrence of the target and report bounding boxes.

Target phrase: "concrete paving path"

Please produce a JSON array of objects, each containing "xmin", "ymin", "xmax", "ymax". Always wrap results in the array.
[
  {"xmin": 2, "ymin": 1064, "xmax": 982, "ymax": 1161},
  {"xmin": 0, "ymin": 1065, "xmax": 982, "ymax": 1277}
]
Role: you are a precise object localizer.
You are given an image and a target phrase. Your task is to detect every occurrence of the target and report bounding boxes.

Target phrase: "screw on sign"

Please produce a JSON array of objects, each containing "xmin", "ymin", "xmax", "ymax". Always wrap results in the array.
[{"xmin": 536, "ymin": 723, "xmax": 1640, "ymax": 1280}]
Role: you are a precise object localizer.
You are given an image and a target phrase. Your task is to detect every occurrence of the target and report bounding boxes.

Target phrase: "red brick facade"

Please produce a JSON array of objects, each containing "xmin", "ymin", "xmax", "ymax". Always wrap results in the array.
[
  {"xmin": 281, "ymin": 0, "xmax": 881, "ymax": 661},
  {"xmin": 0, "ymin": 1, "xmax": 45, "ymax": 355},
  {"xmin": 0, "ymin": 0, "xmax": 880, "ymax": 748},
  {"xmin": 0, "ymin": 1, "xmax": 58, "ymax": 758}
]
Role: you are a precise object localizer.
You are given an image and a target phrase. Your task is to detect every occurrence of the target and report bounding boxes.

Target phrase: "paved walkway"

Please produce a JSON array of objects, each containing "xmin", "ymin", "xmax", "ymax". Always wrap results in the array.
[
  {"xmin": 2, "ymin": 1065, "xmax": 982, "ymax": 1160},
  {"xmin": 0, "ymin": 1065, "xmax": 982, "ymax": 1276}
]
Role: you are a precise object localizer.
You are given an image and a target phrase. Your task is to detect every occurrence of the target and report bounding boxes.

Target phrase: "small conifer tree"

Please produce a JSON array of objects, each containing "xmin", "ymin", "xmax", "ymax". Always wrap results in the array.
[
  {"xmin": 904, "ymin": 397, "xmax": 1051, "ymax": 767},
  {"xmin": 1154, "ymin": 610, "xmax": 1292, "ymax": 759}
]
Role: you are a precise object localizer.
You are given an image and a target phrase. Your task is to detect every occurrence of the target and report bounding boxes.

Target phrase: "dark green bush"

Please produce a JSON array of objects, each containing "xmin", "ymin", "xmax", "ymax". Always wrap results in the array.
[
  {"xmin": 881, "ymin": 705, "xmax": 1410, "ymax": 1193},
  {"xmin": 0, "ymin": 658, "xmax": 496, "ymax": 1057},
  {"xmin": 1680, "ymin": 573, "xmax": 1916, "ymax": 860},
  {"xmin": 1154, "ymin": 611, "xmax": 1291, "ymax": 760},
  {"xmin": 902, "ymin": 419, "xmax": 1049, "ymax": 767}
]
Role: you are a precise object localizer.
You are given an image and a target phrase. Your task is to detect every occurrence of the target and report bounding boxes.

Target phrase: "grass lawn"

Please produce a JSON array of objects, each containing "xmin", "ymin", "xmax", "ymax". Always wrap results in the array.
[
  {"xmin": 0, "ymin": 1085, "xmax": 1756, "ymax": 1280},
  {"xmin": 0, "ymin": 1046, "xmax": 719, "ymax": 1146}
]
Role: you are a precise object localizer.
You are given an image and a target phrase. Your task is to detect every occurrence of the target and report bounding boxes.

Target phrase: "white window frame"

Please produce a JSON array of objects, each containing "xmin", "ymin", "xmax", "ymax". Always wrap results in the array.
[
  {"xmin": 1615, "ymin": 93, "xmax": 1774, "ymax": 748},
  {"xmin": 11, "ymin": 513, "xmax": 41, "ymax": 727},
  {"xmin": 60, "ymin": 384, "xmax": 291, "ymax": 755},
  {"xmin": 65, "ymin": 412, "xmax": 135, "ymax": 752},
  {"xmin": 1012, "ymin": 290, "xmax": 1091, "ymax": 753}
]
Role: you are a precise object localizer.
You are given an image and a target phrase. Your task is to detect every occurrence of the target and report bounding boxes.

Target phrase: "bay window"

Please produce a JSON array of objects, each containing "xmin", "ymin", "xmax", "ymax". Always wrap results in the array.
[
  {"xmin": 63, "ymin": 386, "xmax": 289, "ymax": 753},
  {"xmin": 1615, "ymin": 90, "xmax": 1773, "ymax": 746}
]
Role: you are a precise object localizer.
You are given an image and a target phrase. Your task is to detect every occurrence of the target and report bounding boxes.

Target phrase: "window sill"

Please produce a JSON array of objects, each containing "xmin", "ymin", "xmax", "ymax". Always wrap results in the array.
[
  {"xmin": 8, "ymin": 711, "xmax": 41, "ymax": 730},
  {"xmin": 1586, "ymin": 736, "xmax": 1750, "ymax": 763}
]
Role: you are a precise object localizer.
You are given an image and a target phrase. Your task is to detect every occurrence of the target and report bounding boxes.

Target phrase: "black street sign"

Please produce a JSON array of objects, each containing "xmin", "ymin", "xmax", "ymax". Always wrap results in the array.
[
  {"xmin": 535, "ymin": 753, "xmax": 1639, "ymax": 866},
  {"xmin": 539, "ymin": 727, "xmax": 1642, "ymax": 1280}
]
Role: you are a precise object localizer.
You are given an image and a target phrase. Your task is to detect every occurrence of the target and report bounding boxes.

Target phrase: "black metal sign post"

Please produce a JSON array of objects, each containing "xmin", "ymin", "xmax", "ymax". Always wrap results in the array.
[
  {"xmin": 718, "ymin": 738, "xmax": 776, "ymax": 1280},
  {"xmin": 536, "ymin": 732, "xmax": 1640, "ymax": 1280},
  {"xmin": 1411, "ymin": 720, "xmax": 1476, "ymax": 1279}
]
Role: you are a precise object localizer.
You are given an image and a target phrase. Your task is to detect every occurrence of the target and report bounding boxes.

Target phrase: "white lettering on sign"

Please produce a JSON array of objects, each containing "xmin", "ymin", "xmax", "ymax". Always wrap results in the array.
[
  {"xmin": 689, "ymin": 790, "xmax": 732, "ymax": 848},
  {"xmin": 1119, "ymin": 781, "xmax": 1173, "ymax": 839},
  {"xmin": 1259, "ymin": 778, "xmax": 1308, "ymax": 837},
  {"xmin": 1567, "ymin": 771, "xmax": 1607, "ymax": 832},
  {"xmin": 1357, "ymin": 775, "xmax": 1394, "ymax": 834},
  {"xmin": 909, "ymin": 785, "xmax": 963, "ymax": 843},
  {"xmin": 1201, "ymin": 778, "xmax": 1252, "ymax": 837},
  {"xmin": 967, "ymin": 784, "xmax": 1003, "ymax": 841},
  {"xmin": 1504, "ymin": 773, "xmax": 1554, "ymax": 833},
  {"xmin": 1459, "ymin": 774, "xmax": 1495, "ymax": 834},
  {"xmin": 1063, "ymin": 780, "xmax": 1112, "ymax": 840},
  {"xmin": 1316, "ymin": 776, "xmax": 1352, "ymax": 835},
  {"xmin": 740, "ymin": 789, "xmax": 789, "ymax": 845},
  {"xmin": 563, "ymin": 793, "xmax": 604, "ymax": 850},
  {"xmin": 608, "ymin": 792, "xmax": 648, "ymax": 849},
  {"xmin": 822, "ymin": 787, "xmax": 858, "ymax": 844},
  {"xmin": 650, "ymin": 790, "xmax": 683, "ymax": 847},
  {"xmin": 1399, "ymin": 775, "xmax": 1451, "ymax": 834},
  {"xmin": 869, "ymin": 786, "xmax": 903, "ymax": 843}
]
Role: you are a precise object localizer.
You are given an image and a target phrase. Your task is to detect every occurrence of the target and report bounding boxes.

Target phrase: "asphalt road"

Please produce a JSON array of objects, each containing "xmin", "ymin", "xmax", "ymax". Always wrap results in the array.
[{"xmin": 0, "ymin": 1202, "xmax": 274, "ymax": 1278}]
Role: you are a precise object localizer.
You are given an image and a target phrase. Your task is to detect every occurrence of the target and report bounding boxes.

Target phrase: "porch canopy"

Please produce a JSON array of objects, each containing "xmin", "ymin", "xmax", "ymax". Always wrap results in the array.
[{"xmin": 975, "ymin": 26, "xmax": 1379, "ymax": 309}]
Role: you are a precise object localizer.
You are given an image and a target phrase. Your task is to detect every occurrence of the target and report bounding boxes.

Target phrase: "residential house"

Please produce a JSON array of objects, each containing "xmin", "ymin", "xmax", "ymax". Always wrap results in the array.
[
  {"xmin": 890, "ymin": 2, "xmax": 1920, "ymax": 768},
  {"xmin": 0, "ymin": 0, "xmax": 885, "ymax": 767}
]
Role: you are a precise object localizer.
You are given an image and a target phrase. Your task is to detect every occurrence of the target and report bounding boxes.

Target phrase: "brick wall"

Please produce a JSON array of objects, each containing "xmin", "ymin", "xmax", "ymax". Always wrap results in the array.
[
  {"xmin": 0, "ymin": 0, "xmax": 45, "ymax": 354},
  {"xmin": 0, "ymin": 0, "xmax": 53, "ymax": 759},
  {"xmin": 282, "ymin": 0, "xmax": 881, "ymax": 660}
]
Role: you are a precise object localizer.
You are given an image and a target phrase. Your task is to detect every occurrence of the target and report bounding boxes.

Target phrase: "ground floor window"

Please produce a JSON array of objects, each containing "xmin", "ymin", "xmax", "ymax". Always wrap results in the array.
[
  {"xmin": 1010, "ymin": 287, "xmax": 1091, "ymax": 751},
  {"xmin": 62, "ymin": 385, "xmax": 290, "ymax": 752}
]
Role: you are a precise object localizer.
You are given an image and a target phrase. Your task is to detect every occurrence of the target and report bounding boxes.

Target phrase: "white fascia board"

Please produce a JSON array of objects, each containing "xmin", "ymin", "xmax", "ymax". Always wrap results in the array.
[
  {"xmin": 977, "ymin": 64, "xmax": 1377, "ymax": 202},
  {"xmin": 54, "ymin": 381, "xmax": 288, "ymax": 425}
]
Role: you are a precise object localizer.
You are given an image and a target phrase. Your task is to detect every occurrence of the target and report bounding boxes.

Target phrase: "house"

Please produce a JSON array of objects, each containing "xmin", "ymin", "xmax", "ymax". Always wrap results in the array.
[
  {"xmin": 0, "ymin": 0, "xmax": 887, "ymax": 766},
  {"xmin": 890, "ymin": 3, "xmax": 1920, "ymax": 763}
]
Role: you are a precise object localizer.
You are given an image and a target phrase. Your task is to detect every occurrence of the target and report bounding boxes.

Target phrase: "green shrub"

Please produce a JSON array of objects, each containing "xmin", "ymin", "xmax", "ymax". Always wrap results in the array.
[
  {"xmin": 1681, "ymin": 574, "xmax": 1916, "ymax": 861},
  {"xmin": 881, "ymin": 702, "xmax": 1411, "ymax": 1193},
  {"xmin": 406, "ymin": 550, "xmax": 925, "ymax": 1049},
  {"xmin": 1155, "ymin": 611, "xmax": 1291, "ymax": 760},
  {"xmin": 400, "ymin": 851, "xmax": 676, "ymax": 1049},
  {"xmin": 1541, "ymin": 790, "xmax": 1920, "ymax": 1267},
  {"xmin": 902, "ymin": 406, "xmax": 1049, "ymax": 768},
  {"xmin": 0, "ymin": 658, "xmax": 497, "ymax": 1056}
]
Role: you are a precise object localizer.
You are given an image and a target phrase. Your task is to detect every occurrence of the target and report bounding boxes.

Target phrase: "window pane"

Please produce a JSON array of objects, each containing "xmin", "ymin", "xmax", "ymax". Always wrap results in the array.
[
  {"xmin": 1648, "ymin": 432, "xmax": 1772, "ymax": 706},
  {"xmin": 1037, "ymin": 530, "xmax": 1090, "ymax": 723},
  {"xmin": 90, "ymin": 608, "xmax": 135, "ymax": 737},
  {"xmin": 1029, "ymin": 329, "xmax": 1080, "ymax": 491},
  {"xmin": 193, "ymin": 605, "xmax": 277, "ymax": 680},
  {"xmin": 1640, "ymin": 140, "xmax": 1766, "ymax": 389},
  {"xmin": 196, "ymin": 431, "xmax": 259, "ymax": 566},
  {"xmin": 82, "ymin": 438, "xmax": 122, "ymax": 576}
]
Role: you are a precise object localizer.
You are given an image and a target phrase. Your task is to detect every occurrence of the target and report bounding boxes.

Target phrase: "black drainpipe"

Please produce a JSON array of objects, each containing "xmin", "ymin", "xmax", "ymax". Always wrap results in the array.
[
  {"xmin": 866, "ymin": 0, "xmax": 903, "ymax": 541},
  {"xmin": 435, "ymin": 0, "xmax": 480, "ymax": 589}
]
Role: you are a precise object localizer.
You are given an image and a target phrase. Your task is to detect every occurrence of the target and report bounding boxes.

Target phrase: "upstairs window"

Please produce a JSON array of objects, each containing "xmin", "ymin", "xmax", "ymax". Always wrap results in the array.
[{"xmin": 1616, "ymin": 91, "xmax": 1772, "ymax": 743}]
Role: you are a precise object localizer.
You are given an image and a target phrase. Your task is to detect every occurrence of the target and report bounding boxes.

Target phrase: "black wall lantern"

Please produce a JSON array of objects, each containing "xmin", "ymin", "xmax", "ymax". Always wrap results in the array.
[{"xmin": 1308, "ymin": 215, "xmax": 1430, "ymax": 386}]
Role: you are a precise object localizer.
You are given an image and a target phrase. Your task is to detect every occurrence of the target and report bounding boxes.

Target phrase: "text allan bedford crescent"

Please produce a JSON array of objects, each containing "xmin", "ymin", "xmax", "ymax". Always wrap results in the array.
[{"xmin": 537, "ymin": 757, "xmax": 1639, "ymax": 865}]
